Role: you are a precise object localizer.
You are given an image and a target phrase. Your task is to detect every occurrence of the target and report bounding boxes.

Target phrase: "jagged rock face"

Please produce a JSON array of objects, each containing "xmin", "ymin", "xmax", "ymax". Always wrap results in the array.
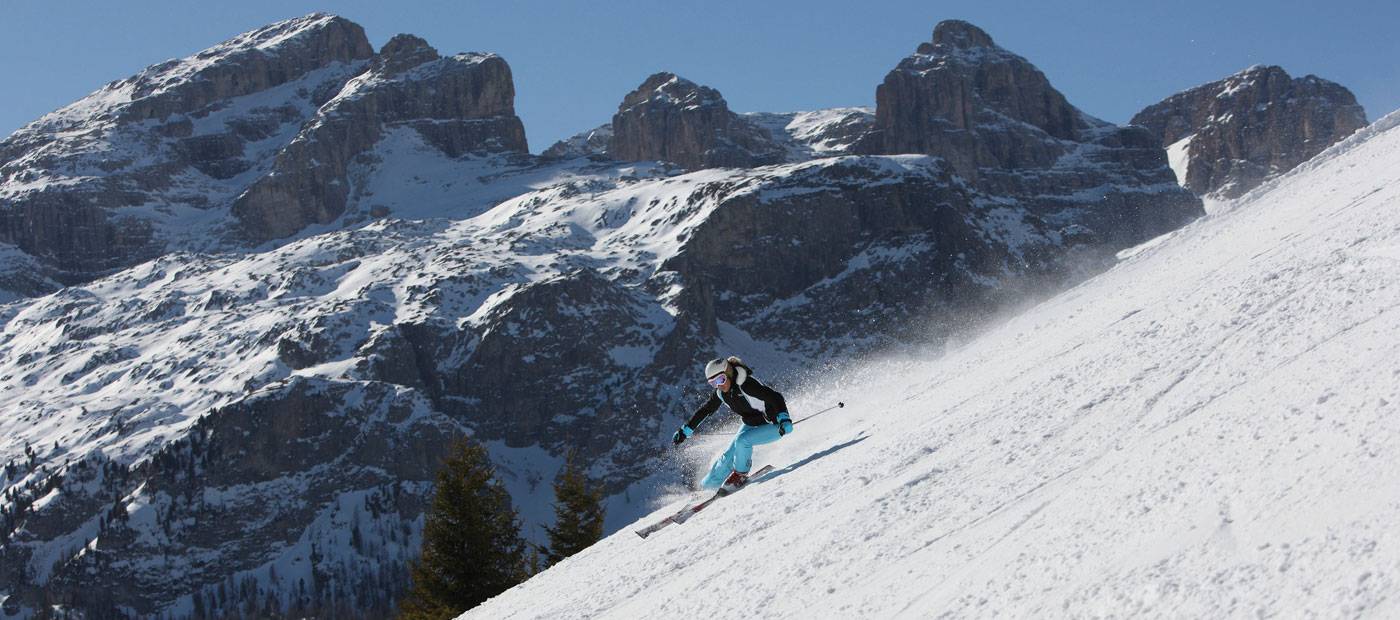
[
  {"xmin": 742, "ymin": 108, "xmax": 874, "ymax": 161},
  {"xmin": 0, "ymin": 14, "xmax": 372, "ymax": 285},
  {"xmin": 232, "ymin": 36, "xmax": 527, "ymax": 242},
  {"xmin": 0, "ymin": 243, "xmax": 61, "ymax": 302},
  {"xmin": 607, "ymin": 73, "xmax": 784, "ymax": 170},
  {"xmin": 0, "ymin": 15, "xmax": 529, "ymax": 289},
  {"xmin": 541, "ymin": 123, "xmax": 614, "ymax": 159},
  {"xmin": 119, "ymin": 18, "xmax": 374, "ymax": 123},
  {"xmin": 844, "ymin": 19, "xmax": 1196, "ymax": 243},
  {"xmin": 546, "ymin": 107, "xmax": 875, "ymax": 164},
  {"xmin": 855, "ymin": 20, "xmax": 1089, "ymax": 178},
  {"xmin": 661, "ymin": 157, "xmax": 1202, "ymax": 353},
  {"xmin": 1131, "ymin": 65, "xmax": 1367, "ymax": 198},
  {"xmin": 9, "ymin": 377, "xmax": 454, "ymax": 618}
]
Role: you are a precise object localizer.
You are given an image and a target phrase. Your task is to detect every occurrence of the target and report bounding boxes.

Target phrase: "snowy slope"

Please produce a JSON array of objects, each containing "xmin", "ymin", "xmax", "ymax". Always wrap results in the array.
[
  {"xmin": 0, "ymin": 128, "xmax": 1191, "ymax": 614},
  {"xmin": 465, "ymin": 112, "xmax": 1400, "ymax": 618}
]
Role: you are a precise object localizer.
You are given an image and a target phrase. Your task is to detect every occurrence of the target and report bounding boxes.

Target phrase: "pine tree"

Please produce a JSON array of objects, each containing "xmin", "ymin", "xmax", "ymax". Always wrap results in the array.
[
  {"xmin": 543, "ymin": 451, "xmax": 606, "ymax": 566},
  {"xmin": 398, "ymin": 437, "xmax": 528, "ymax": 619}
]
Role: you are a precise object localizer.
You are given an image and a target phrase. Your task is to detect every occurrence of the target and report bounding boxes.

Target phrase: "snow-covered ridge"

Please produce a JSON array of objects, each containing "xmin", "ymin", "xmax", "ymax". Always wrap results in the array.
[
  {"xmin": 541, "ymin": 123, "xmax": 613, "ymax": 159},
  {"xmin": 465, "ymin": 110, "xmax": 1400, "ymax": 619},
  {"xmin": 12, "ymin": 13, "xmax": 360, "ymax": 136},
  {"xmin": 741, "ymin": 108, "xmax": 873, "ymax": 161},
  {"xmin": 633, "ymin": 74, "xmax": 724, "ymax": 111},
  {"xmin": 545, "ymin": 107, "xmax": 874, "ymax": 164},
  {"xmin": 0, "ymin": 12, "xmax": 378, "ymax": 291},
  {"xmin": 332, "ymin": 52, "xmax": 502, "ymax": 106}
]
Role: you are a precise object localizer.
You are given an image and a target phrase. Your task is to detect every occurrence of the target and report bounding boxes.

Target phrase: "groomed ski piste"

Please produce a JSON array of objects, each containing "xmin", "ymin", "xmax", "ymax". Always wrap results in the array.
[{"xmin": 465, "ymin": 110, "xmax": 1400, "ymax": 619}]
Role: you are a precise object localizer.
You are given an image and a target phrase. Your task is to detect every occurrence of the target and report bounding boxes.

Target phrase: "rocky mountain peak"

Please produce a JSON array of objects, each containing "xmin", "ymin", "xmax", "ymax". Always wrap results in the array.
[
  {"xmin": 232, "ymin": 41, "xmax": 527, "ymax": 241},
  {"xmin": 928, "ymin": 19, "xmax": 996, "ymax": 50},
  {"xmin": 0, "ymin": 13, "xmax": 376, "ymax": 288},
  {"xmin": 119, "ymin": 13, "xmax": 373, "ymax": 124},
  {"xmin": 0, "ymin": 13, "xmax": 528, "ymax": 287},
  {"xmin": 607, "ymin": 72, "xmax": 783, "ymax": 170},
  {"xmin": 621, "ymin": 72, "xmax": 725, "ymax": 112},
  {"xmin": 374, "ymin": 33, "xmax": 440, "ymax": 74},
  {"xmin": 1132, "ymin": 65, "xmax": 1366, "ymax": 198},
  {"xmin": 855, "ymin": 21, "xmax": 1094, "ymax": 175},
  {"xmin": 9, "ymin": 13, "xmax": 371, "ymax": 137}
]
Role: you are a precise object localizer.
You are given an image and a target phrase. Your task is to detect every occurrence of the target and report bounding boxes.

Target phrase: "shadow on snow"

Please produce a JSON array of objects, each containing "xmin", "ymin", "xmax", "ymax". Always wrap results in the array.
[{"xmin": 758, "ymin": 434, "xmax": 870, "ymax": 486}]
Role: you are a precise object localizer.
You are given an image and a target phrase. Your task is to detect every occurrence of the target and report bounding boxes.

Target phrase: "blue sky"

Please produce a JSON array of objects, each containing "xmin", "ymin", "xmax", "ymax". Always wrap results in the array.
[{"xmin": 3, "ymin": 0, "xmax": 1398, "ymax": 152}]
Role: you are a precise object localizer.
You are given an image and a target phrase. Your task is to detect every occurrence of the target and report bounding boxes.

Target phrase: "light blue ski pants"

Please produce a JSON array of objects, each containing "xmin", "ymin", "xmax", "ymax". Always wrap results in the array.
[{"xmin": 701, "ymin": 423, "xmax": 783, "ymax": 489}]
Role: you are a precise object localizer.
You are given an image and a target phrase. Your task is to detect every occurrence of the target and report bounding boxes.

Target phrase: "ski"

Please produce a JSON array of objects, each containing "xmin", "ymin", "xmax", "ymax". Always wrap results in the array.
[{"xmin": 635, "ymin": 464, "xmax": 774, "ymax": 539}]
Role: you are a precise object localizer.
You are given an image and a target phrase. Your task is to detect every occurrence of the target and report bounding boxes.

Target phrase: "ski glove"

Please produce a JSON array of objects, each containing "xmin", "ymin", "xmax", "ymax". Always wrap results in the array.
[
  {"xmin": 776, "ymin": 412, "xmax": 793, "ymax": 436},
  {"xmin": 672, "ymin": 425, "xmax": 694, "ymax": 445}
]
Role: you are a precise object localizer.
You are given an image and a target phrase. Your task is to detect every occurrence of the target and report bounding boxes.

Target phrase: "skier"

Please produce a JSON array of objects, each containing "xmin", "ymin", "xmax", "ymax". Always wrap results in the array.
[{"xmin": 671, "ymin": 356, "xmax": 793, "ymax": 492}]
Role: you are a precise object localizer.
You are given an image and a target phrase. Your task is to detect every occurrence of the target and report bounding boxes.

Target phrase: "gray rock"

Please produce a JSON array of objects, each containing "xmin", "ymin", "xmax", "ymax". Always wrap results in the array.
[
  {"xmin": 742, "ymin": 108, "xmax": 874, "ymax": 162},
  {"xmin": 548, "ymin": 106, "xmax": 874, "ymax": 165},
  {"xmin": 542, "ymin": 123, "xmax": 614, "ymax": 160},
  {"xmin": 1131, "ymin": 65, "xmax": 1367, "ymax": 198},
  {"xmin": 661, "ymin": 156, "xmax": 1201, "ymax": 354},
  {"xmin": 231, "ymin": 40, "xmax": 528, "ymax": 242},
  {"xmin": 13, "ymin": 377, "xmax": 458, "ymax": 617},
  {"xmin": 854, "ymin": 20, "xmax": 1087, "ymax": 178},
  {"xmin": 114, "ymin": 15, "xmax": 373, "ymax": 123},
  {"xmin": 0, "ymin": 242, "xmax": 61, "ymax": 301},
  {"xmin": 0, "ymin": 14, "xmax": 531, "ymax": 287},
  {"xmin": 607, "ymin": 72, "xmax": 785, "ymax": 170},
  {"xmin": 0, "ymin": 14, "xmax": 374, "ymax": 284}
]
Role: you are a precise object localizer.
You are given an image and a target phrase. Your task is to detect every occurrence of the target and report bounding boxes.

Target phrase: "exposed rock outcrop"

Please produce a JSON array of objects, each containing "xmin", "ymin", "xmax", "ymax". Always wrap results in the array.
[
  {"xmin": 0, "ymin": 15, "xmax": 531, "ymax": 284},
  {"xmin": 606, "ymin": 72, "xmax": 784, "ymax": 170},
  {"xmin": 542, "ymin": 123, "xmax": 613, "ymax": 160},
  {"xmin": 548, "ymin": 107, "xmax": 876, "ymax": 165},
  {"xmin": 0, "ymin": 242, "xmax": 61, "ymax": 301},
  {"xmin": 854, "ymin": 20, "xmax": 1086, "ymax": 176},
  {"xmin": 232, "ymin": 35, "xmax": 527, "ymax": 241},
  {"xmin": 742, "ymin": 108, "xmax": 874, "ymax": 161},
  {"xmin": 1131, "ymin": 65, "xmax": 1367, "ymax": 198},
  {"xmin": 0, "ymin": 14, "xmax": 373, "ymax": 283},
  {"xmin": 840, "ymin": 20, "xmax": 1197, "ymax": 240},
  {"xmin": 16, "ymin": 377, "xmax": 456, "ymax": 618},
  {"xmin": 661, "ymin": 156, "xmax": 1201, "ymax": 354}
]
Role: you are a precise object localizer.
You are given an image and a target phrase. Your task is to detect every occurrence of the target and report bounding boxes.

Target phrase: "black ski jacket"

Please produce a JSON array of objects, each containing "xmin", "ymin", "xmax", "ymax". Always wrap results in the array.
[{"xmin": 686, "ymin": 365, "xmax": 787, "ymax": 428}]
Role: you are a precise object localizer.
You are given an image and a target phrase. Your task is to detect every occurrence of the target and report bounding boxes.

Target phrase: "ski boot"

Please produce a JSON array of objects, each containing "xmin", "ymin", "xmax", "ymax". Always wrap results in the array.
[{"xmin": 719, "ymin": 469, "xmax": 750, "ymax": 494}]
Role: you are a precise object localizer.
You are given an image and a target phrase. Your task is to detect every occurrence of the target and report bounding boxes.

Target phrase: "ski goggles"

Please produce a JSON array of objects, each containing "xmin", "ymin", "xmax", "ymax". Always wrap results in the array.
[{"xmin": 707, "ymin": 373, "xmax": 728, "ymax": 388}]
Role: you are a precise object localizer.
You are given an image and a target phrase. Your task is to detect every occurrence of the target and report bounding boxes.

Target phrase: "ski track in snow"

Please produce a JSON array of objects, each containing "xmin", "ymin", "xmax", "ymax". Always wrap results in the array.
[{"xmin": 465, "ymin": 113, "xmax": 1400, "ymax": 619}]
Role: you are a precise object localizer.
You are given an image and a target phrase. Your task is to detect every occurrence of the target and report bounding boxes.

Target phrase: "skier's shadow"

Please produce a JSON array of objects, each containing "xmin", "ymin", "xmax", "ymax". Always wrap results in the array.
[{"xmin": 758, "ymin": 434, "xmax": 869, "ymax": 485}]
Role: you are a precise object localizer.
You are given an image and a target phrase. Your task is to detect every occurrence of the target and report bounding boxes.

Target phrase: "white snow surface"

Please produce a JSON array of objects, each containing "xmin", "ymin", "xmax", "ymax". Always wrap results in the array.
[
  {"xmin": 1166, "ymin": 134, "xmax": 1192, "ymax": 186},
  {"xmin": 464, "ymin": 112, "xmax": 1400, "ymax": 619},
  {"xmin": 12, "ymin": 13, "xmax": 344, "ymax": 135},
  {"xmin": 742, "ymin": 108, "xmax": 873, "ymax": 161}
]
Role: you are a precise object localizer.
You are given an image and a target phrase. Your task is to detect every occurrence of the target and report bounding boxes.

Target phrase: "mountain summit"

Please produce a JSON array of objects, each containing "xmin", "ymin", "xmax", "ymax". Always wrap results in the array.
[
  {"xmin": 1133, "ymin": 65, "xmax": 1366, "ymax": 199},
  {"xmin": 929, "ymin": 19, "xmax": 997, "ymax": 49},
  {"xmin": 0, "ymin": 13, "xmax": 527, "ymax": 289},
  {"xmin": 603, "ymin": 72, "xmax": 785, "ymax": 170},
  {"xmin": 857, "ymin": 19, "xmax": 1093, "ymax": 168}
]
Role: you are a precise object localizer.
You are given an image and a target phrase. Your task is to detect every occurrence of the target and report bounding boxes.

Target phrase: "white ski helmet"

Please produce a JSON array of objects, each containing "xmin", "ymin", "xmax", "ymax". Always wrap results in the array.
[{"xmin": 704, "ymin": 358, "xmax": 728, "ymax": 379}]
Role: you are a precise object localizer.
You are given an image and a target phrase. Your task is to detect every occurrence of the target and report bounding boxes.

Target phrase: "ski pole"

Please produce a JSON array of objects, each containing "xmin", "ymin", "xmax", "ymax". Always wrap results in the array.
[
  {"xmin": 794, "ymin": 401, "xmax": 844, "ymax": 425},
  {"xmin": 691, "ymin": 402, "xmax": 845, "ymax": 437}
]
